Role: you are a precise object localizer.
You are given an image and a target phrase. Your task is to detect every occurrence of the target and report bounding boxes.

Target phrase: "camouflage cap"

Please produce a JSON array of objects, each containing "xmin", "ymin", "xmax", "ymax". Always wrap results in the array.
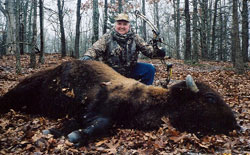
[{"xmin": 115, "ymin": 13, "xmax": 130, "ymax": 22}]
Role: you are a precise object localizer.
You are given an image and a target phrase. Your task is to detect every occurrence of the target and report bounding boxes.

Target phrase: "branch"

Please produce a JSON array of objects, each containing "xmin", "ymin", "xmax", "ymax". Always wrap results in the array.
[{"xmin": 0, "ymin": 1, "xmax": 7, "ymax": 17}]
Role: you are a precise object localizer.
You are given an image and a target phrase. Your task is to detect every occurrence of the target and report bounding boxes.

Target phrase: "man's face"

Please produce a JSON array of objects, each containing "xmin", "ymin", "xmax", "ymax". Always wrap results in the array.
[{"xmin": 115, "ymin": 21, "xmax": 130, "ymax": 35}]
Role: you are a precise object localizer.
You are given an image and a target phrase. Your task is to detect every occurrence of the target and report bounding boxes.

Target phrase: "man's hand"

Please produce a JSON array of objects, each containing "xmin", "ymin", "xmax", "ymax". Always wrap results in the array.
[
  {"xmin": 79, "ymin": 56, "xmax": 93, "ymax": 61},
  {"xmin": 154, "ymin": 47, "xmax": 166, "ymax": 58}
]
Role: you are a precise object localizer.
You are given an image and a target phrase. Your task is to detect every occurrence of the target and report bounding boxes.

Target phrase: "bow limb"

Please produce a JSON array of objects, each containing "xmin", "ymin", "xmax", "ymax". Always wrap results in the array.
[{"xmin": 134, "ymin": 10, "xmax": 159, "ymax": 37}]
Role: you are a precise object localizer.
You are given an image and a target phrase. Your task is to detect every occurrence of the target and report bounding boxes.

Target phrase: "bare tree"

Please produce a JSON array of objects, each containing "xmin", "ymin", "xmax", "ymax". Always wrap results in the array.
[
  {"xmin": 199, "ymin": 0, "xmax": 208, "ymax": 59},
  {"xmin": 220, "ymin": 0, "xmax": 229, "ymax": 61},
  {"xmin": 118, "ymin": 0, "xmax": 122, "ymax": 13},
  {"xmin": 92, "ymin": 0, "xmax": 99, "ymax": 44},
  {"xmin": 192, "ymin": 0, "xmax": 199, "ymax": 63},
  {"xmin": 57, "ymin": 0, "xmax": 67, "ymax": 57},
  {"xmin": 74, "ymin": 0, "xmax": 81, "ymax": 58},
  {"xmin": 30, "ymin": 0, "xmax": 37, "ymax": 68},
  {"xmin": 154, "ymin": 1, "xmax": 160, "ymax": 34},
  {"xmin": 103, "ymin": 0, "xmax": 108, "ymax": 34},
  {"xmin": 141, "ymin": 0, "xmax": 147, "ymax": 41},
  {"xmin": 184, "ymin": 0, "xmax": 191, "ymax": 61},
  {"xmin": 173, "ymin": 0, "xmax": 180, "ymax": 59},
  {"xmin": 210, "ymin": 0, "xmax": 219, "ymax": 60},
  {"xmin": 22, "ymin": 0, "xmax": 29, "ymax": 54},
  {"xmin": 232, "ymin": 0, "xmax": 244, "ymax": 74},
  {"xmin": 39, "ymin": 0, "xmax": 45, "ymax": 63},
  {"xmin": 15, "ymin": 0, "xmax": 21, "ymax": 73},
  {"xmin": 242, "ymin": 0, "xmax": 249, "ymax": 62},
  {"xmin": 0, "ymin": 0, "xmax": 22, "ymax": 72},
  {"xmin": 27, "ymin": 1, "xmax": 33, "ymax": 54},
  {"xmin": 0, "ymin": 0, "xmax": 16, "ymax": 55}
]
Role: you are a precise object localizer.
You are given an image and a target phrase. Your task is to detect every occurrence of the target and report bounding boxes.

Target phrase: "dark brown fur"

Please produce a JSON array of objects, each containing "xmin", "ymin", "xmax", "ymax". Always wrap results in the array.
[{"xmin": 0, "ymin": 60, "xmax": 239, "ymax": 137}]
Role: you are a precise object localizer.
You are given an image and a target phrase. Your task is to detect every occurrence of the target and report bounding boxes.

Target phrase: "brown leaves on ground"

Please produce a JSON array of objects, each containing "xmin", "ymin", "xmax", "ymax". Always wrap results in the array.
[{"xmin": 0, "ymin": 54, "xmax": 250, "ymax": 154}]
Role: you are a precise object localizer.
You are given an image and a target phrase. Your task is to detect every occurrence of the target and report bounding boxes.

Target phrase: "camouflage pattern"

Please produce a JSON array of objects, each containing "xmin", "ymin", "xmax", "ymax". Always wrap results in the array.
[{"xmin": 84, "ymin": 29, "xmax": 156, "ymax": 77}]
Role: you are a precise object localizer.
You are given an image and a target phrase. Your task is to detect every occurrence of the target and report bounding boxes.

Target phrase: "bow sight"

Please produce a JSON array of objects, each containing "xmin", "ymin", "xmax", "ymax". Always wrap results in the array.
[{"xmin": 134, "ymin": 10, "xmax": 173, "ymax": 87}]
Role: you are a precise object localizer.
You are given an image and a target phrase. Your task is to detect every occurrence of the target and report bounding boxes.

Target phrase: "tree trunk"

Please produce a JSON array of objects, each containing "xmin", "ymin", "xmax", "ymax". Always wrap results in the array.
[
  {"xmin": 210, "ymin": 0, "xmax": 219, "ymax": 60},
  {"xmin": 200, "ymin": 0, "xmax": 208, "ymax": 60},
  {"xmin": 218, "ymin": 0, "xmax": 223, "ymax": 61},
  {"xmin": 0, "ymin": 31, "xmax": 7, "ymax": 58},
  {"xmin": 242, "ymin": 0, "xmax": 249, "ymax": 62},
  {"xmin": 141, "ymin": 0, "xmax": 147, "ymax": 41},
  {"xmin": 57, "ymin": 0, "xmax": 67, "ymax": 57},
  {"xmin": 15, "ymin": 0, "xmax": 21, "ymax": 74},
  {"xmin": 184, "ymin": 0, "xmax": 191, "ymax": 61},
  {"xmin": 0, "ymin": 1, "xmax": 7, "ymax": 56},
  {"xmin": 3, "ymin": 0, "xmax": 17, "ymax": 55},
  {"xmin": 27, "ymin": 1, "xmax": 33, "ymax": 53},
  {"xmin": 206, "ymin": 0, "xmax": 212, "ymax": 59},
  {"xmin": 222, "ymin": 0, "xmax": 228, "ymax": 61},
  {"xmin": 74, "ymin": 0, "xmax": 81, "ymax": 59},
  {"xmin": 39, "ymin": 0, "xmax": 45, "ymax": 63},
  {"xmin": 118, "ymin": 0, "xmax": 122, "ymax": 13},
  {"xmin": 22, "ymin": 0, "xmax": 29, "ymax": 54},
  {"xmin": 154, "ymin": 1, "xmax": 160, "ymax": 34},
  {"xmin": 192, "ymin": 0, "xmax": 199, "ymax": 63},
  {"xmin": 30, "ymin": 0, "xmax": 37, "ymax": 68},
  {"xmin": 173, "ymin": 0, "xmax": 180, "ymax": 59},
  {"xmin": 232, "ymin": 0, "xmax": 244, "ymax": 74},
  {"xmin": 92, "ymin": 0, "xmax": 99, "ymax": 44},
  {"xmin": 19, "ymin": 2, "xmax": 24, "ymax": 55},
  {"xmin": 103, "ymin": 0, "xmax": 108, "ymax": 34}
]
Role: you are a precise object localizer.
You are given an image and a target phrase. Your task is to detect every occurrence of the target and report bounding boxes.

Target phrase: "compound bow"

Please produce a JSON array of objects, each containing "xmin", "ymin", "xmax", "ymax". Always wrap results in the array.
[{"xmin": 134, "ymin": 10, "xmax": 173, "ymax": 87}]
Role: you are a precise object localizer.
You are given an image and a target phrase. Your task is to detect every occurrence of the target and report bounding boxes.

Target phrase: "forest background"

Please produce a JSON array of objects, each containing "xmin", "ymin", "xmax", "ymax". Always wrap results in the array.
[{"xmin": 0, "ymin": 0, "xmax": 249, "ymax": 74}]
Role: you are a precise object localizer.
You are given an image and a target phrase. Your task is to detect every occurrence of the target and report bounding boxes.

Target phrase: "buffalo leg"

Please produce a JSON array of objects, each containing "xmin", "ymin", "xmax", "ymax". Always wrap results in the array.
[{"xmin": 67, "ymin": 116, "xmax": 111, "ymax": 146}]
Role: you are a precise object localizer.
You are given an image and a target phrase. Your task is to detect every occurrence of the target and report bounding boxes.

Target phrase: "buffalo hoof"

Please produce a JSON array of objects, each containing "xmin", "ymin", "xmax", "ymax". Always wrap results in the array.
[
  {"xmin": 42, "ymin": 129, "xmax": 62, "ymax": 138},
  {"xmin": 68, "ymin": 130, "xmax": 88, "ymax": 146},
  {"xmin": 42, "ymin": 129, "xmax": 51, "ymax": 135}
]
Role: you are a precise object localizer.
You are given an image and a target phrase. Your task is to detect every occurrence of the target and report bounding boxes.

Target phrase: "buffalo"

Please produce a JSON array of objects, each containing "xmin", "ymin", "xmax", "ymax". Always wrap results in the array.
[{"xmin": 0, "ymin": 60, "xmax": 240, "ymax": 145}]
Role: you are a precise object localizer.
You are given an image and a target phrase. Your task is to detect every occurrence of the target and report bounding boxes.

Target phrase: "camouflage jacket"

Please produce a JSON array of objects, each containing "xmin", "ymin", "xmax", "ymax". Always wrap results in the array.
[{"xmin": 84, "ymin": 29, "xmax": 155, "ymax": 77}]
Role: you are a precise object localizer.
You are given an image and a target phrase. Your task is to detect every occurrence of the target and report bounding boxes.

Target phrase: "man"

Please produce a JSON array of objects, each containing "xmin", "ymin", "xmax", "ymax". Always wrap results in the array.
[{"xmin": 80, "ymin": 13, "xmax": 165, "ymax": 85}]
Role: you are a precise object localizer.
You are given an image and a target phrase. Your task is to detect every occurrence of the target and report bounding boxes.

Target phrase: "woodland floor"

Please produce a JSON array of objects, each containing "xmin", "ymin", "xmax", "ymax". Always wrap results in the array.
[{"xmin": 0, "ymin": 54, "xmax": 250, "ymax": 154}]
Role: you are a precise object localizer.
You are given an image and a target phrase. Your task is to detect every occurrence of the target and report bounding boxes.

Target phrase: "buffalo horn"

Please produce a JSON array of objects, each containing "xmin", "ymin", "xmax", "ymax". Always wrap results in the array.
[{"xmin": 186, "ymin": 75, "xmax": 199, "ymax": 93}]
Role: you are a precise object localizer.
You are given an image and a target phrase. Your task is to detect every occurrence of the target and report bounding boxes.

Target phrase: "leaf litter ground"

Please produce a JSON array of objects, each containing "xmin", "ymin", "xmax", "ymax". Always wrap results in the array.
[{"xmin": 0, "ymin": 54, "xmax": 249, "ymax": 154}]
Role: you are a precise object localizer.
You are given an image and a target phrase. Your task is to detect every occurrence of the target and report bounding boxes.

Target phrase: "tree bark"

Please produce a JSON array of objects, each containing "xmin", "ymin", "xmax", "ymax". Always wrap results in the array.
[
  {"xmin": 103, "ymin": 0, "xmax": 108, "ymax": 34},
  {"xmin": 27, "ymin": 1, "xmax": 33, "ymax": 53},
  {"xmin": 22, "ymin": 0, "xmax": 29, "ymax": 54},
  {"xmin": 210, "ymin": 0, "xmax": 219, "ymax": 60},
  {"xmin": 173, "ymin": 0, "xmax": 180, "ymax": 59},
  {"xmin": 19, "ymin": 1, "xmax": 24, "ymax": 55},
  {"xmin": 154, "ymin": 1, "xmax": 160, "ymax": 34},
  {"xmin": 222, "ymin": 0, "xmax": 229, "ymax": 61},
  {"xmin": 57, "ymin": 0, "xmax": 67, "ymax": 57},
  {"xmin": 200, "ymin": 0, "xmax": 208, "ymax": 60},
  {"xmin": 184, "ymin": 0, "xmax": 191, "ymax": 61},
  {"xmin": 39, "ymin": 0, "xmax": 45, "ymax": 63},
  {"xmin": 118, "ymin": 0, "xmax": 122, "ymax": 13},
  {"xmin": 192, "ymin": 0, "xmax": 199, "ymax": 63},
  {"xmin": 242, "ymin": 0, "xmax": 249, "ymax": 62},
  {"xmin": 218, "ymin": 0, "xmax": 223, "ymax": 61},
  {"xmin": 74, "ymin": 0, "xmax": 81, "ymax": 59},
  {"xmin": 0, "ymin": 1, "xmax": 7, "ymax": 56},
  {"xmin": 30, "ymin": 0, "xmax": 37, "ymax": 68},
  {"xmin": 232, "ymin": 0, "xmax": 244, "ymax": 74},
  {"xmin": 206, "ymin": 0, "xmax": 212, "ymax": 59},
  {"xmin": 141, "ymin": 0, "xmax": 147, "ymax": 41},
  {"xmin": 1, "ymin": 0, "xmax": 17, "ymax": 55},
  {"xmin": 92, "ymin": 0, "xmax": 99, "ymax": 44},
  {"xmin": 0, "ymin": 31, "xmax": 6, "ymax": 58},
  {"xmin": 15, "ymin": 0, "xmax": 21, "ymax": 74}
]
